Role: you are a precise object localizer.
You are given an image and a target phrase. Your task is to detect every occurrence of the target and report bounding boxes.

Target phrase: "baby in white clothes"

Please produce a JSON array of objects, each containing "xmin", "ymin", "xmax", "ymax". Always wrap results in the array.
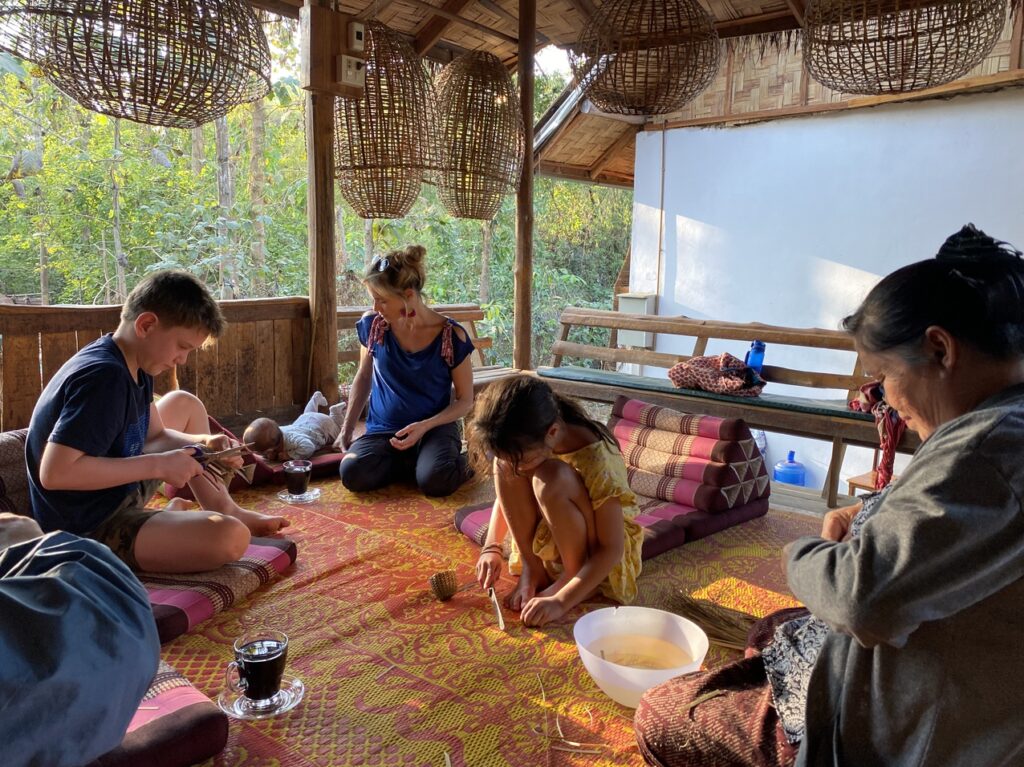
[{"xmin": 244, "ymin": 392, "xmax": 347, "ymax": 461}]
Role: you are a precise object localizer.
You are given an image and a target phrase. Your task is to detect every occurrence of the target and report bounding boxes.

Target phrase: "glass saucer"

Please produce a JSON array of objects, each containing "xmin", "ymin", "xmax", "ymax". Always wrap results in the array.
[
  {"xmin": 277, "ymin": 487, "xmax": 321, "ymax": 504},
  {"xmin": 217, "ymin": 673, "xmax": 305, "ymax": 720}
]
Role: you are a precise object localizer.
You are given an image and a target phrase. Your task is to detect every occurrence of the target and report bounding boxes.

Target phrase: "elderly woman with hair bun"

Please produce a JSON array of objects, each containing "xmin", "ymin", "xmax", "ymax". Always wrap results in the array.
[
  {"xmin": 337, "ymin": 244, "xmax": 476, "ymax": 497},
  {"xmin": 634, "ymin": 224, "xmax": 1024, "ymax": 767}
]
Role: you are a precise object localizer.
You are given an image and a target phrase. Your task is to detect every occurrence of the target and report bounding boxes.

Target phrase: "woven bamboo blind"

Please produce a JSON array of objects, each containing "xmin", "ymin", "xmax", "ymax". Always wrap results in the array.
[
  {"xmin": 432, "ymin": 50, "xmax": 524, "ymax": 221},
  {"xmin": 334, "ymin": 22, "xmax": 435, "ymax": 220},
  {"xmin": 39, "ymin": 0, "xmax": 270, "ymax": 128},
  {"xmin": 803, "ymin": 0, "xmax": 1006, "ymax": 94},
  {"xmin": 569, "ymin": 0, "xmax": 721, "ymax": 115}
]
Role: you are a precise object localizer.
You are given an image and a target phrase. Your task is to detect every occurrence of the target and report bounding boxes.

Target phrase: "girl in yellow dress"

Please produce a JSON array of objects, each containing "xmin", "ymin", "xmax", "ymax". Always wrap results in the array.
[{"xmin": 468, "ymin": 375, "xmax": 643, "ymax": 627}]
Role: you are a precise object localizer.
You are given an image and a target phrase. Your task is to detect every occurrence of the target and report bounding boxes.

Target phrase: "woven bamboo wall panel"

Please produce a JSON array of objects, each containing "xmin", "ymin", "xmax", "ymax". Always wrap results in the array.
[
  {"xmin": 659, "ymin": 8, "xmax": 1017, "ymax": 122},
  {"xmin": 545, "ymin": 113, "xmax": 636, "ymax": 165}
]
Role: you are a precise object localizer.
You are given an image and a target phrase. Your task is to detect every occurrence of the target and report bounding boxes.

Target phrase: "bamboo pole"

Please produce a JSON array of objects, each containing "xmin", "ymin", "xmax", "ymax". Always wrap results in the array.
[
  {"xmin": 304, "ymin": 7, "xmax": 339, "ymax": 402},
  {"xmin": 513, "ymin": 0, "xmax": 536, "ymax": 370}
]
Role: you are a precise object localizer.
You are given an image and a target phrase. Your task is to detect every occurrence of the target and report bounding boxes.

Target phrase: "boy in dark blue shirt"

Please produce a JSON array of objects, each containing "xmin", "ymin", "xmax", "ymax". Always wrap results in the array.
[{"xmin": 27, "ymin": 270, "xmax": 287, "ymax": 572}]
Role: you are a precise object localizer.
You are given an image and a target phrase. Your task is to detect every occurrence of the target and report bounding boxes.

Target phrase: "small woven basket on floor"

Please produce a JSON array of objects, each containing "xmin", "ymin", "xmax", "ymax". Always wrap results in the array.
[
  {"xmin": 568, "ymin": 0, "xmax": 720, "ymax": 116},
  {"xmin": 334, "ymin": 21, "xmax": 436, "ymax": 220},
  {"xmin": 431, "ymin": 50, "xmax": 524, "ymax": 221},
  {"xmin": 803, "ymin": 0, "xmax": 1007, "ymax": 94},
  {"xmin": 39, "ymin": 0, "xmax": 270, "ymax": 128}
]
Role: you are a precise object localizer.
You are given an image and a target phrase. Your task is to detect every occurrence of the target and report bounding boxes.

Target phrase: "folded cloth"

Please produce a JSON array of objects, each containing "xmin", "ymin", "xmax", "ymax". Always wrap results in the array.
[
  {"xmin": 847, "ymin": 381, "xmax": 907, "ymax": 489},
  {"xmin": 667, "ymin": 353, "xmax": 766, "ymax": 397}
]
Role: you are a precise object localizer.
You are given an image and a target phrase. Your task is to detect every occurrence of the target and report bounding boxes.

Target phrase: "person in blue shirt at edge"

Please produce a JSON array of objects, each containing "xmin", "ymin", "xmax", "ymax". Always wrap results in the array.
[
  {"xmin": 338, "ymin": 244, "xmax": 476, "ymax": 497},
  {"xmin": 26, "ymin": 270, "xmax": 288, "ymax": 573},
  {"xmin": 0, "ymin": 513, "xmax": 160, "ymax": 766}
]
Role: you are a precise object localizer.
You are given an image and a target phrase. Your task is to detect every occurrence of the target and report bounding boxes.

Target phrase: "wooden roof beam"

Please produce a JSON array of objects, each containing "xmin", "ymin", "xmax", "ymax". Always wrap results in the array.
[
  {"xmin": 784, "ymin": 0, "xmax": 806, "ymax": 28},
  {"xmin": 410, "ymin": 0, "xmax": 515, "ymax": 55},
  {"xmin": 249, "ymin": 0, "xmax": 301, "ymax": 19},
  {"xmin": 588, "ymin": 124, "xmax": 638, "ymax": 178},
  {"xmin": 357, "ymin": 0, "xmax": 402, "ymax": 20}
]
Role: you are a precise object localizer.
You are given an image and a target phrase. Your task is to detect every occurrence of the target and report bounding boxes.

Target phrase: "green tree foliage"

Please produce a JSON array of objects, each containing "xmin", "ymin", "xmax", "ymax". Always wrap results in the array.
[{"xmin": 0, "ymin": 31, "xmax": 631, "ymax": 368}]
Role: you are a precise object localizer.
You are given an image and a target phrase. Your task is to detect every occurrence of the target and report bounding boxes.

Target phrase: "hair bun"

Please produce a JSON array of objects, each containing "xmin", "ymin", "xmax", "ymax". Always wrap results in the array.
[
  {"xmin": 404, "ymin": 244, "xmax": 426, "ymax": 266},
  {"xmin": 937, "ymin": 223, "xmax": 1022, "ymax": 262}
]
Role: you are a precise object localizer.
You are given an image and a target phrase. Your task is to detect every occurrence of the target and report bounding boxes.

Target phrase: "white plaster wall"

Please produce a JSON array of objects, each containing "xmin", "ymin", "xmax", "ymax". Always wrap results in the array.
[{"xmin": 629, "ymin": 89, "xmax": 1024, "ymax": 491}]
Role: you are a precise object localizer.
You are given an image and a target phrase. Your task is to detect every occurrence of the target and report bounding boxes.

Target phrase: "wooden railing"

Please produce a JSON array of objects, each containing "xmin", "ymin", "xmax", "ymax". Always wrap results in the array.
[
  {"xmin": 0, "ymin": 299, "xmax": 506, "ymax": 433},
  {"xmin": 0, "ymin": 298, "xmax": 312, "ymax": 431}
]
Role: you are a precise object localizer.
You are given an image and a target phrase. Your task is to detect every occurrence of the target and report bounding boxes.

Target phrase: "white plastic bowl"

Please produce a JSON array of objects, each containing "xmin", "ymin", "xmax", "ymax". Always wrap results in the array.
[{"xmin": 573, "ymin": 606, "xmax": 709, "ymax": 708}]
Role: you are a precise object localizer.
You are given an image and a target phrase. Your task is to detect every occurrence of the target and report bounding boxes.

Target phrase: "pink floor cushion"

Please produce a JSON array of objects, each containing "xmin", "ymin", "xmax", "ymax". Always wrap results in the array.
[
  {"xmin": 139, "ymin": 536, "xmax": 297, "ymax": 643},
  {"xmin": 87, "ymin": 661, "xmax": 228, "ymax": 767},
  {"xmin": 634, "ymin": 496, "xmax": 770, "ymax": 558},
  {"xmin": 613, "ymin": 395, "xmax": 750, "ymax": 441},
  {"xmin": 609, "ymin": 415, "xmax": 758, "ymax": 463}
]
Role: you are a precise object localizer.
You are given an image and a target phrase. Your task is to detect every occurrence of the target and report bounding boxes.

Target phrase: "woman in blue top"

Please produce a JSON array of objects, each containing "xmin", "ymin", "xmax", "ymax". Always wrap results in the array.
[{"xmin": 338, "ymin": 244, "xmax": 476, "ymax": 497}]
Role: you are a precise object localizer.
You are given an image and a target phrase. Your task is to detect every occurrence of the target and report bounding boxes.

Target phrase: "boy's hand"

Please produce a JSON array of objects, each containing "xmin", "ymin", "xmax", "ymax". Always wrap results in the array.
[
  {"xmin": 336, "ymin": 428, "xmax": 354, "ymax": 452},
  {"xmin": 156, "ymin": 449, "xmax": 205, "ymax": 488},
  {"xmin": 203, "ymin": 434, "xmax": 244, "ymax": 469}
]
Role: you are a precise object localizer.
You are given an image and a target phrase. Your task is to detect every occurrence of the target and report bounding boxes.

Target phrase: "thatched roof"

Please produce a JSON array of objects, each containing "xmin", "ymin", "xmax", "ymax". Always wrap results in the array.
[{"xmin": 252, "ymin": 1, "xmax": 1024, "ymax": 189}]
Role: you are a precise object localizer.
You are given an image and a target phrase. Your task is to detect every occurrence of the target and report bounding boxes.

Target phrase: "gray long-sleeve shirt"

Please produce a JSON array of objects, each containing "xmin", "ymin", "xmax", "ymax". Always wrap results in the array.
[{"xmin": 788, "ymin": 382, "xmax": 1024, "ymax": 767}]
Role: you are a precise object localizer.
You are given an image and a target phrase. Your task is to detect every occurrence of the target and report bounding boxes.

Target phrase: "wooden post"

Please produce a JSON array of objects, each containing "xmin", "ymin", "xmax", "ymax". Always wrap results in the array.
[
  {"xmin": 305, "ymin": 72, "xmax": 339, "ymax": 400},
  {"xmin": 513, "ymin": 0, "xmax": 536, "ymax": 370}
]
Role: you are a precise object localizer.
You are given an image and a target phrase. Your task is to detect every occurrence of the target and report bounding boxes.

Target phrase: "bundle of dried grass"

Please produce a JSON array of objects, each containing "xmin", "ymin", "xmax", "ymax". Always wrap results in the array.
[{"xmin": 667, "ymin": 594, "xmax": 756, "ymax": 651}]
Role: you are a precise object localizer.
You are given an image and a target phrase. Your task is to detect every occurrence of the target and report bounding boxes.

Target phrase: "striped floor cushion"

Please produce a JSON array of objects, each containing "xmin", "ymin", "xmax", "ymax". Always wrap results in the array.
[
  {"xmin": 88, "ymin": 661, "xmax": 228, "ymax": 767},
  {"xmin": 626, "ymin": 465, "xmax": 770, "ymax": 513},
  {"xmin": 609, "ymin": 416, "xmax": 757, "ymax": 463},
  {"xmin": 139, "ymin": 536, "xmax": 297, "ymax": 643},
  {"xmin": 612, "ymin": 395, "xmax": 749, "ymax": 441}
]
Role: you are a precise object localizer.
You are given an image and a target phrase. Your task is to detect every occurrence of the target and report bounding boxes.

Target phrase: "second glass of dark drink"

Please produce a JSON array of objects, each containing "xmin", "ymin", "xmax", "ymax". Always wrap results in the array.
[
  {"xmin": 283, "ymin": 460, "xmax": 312, "ymax": 496},
  {"xmin": 226, "ymin": 629, "xmax": 289, "ymax": 705}
]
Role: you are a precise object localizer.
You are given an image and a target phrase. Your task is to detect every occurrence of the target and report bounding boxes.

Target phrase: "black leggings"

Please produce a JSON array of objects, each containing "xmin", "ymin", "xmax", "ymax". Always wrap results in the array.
[{"xmin": 339, "ymin": 422, "xmax": 468, "ymax": 497}]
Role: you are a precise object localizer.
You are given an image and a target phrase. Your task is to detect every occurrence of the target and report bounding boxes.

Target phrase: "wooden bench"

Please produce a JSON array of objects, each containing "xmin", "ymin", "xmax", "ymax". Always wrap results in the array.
[
  {"xmin": 336, "ymin": 303, "xmax": 517, "ymax": 391},
  {"xmin": 538, "ymin": 307, "xmax": 920, "ymax": 507}
]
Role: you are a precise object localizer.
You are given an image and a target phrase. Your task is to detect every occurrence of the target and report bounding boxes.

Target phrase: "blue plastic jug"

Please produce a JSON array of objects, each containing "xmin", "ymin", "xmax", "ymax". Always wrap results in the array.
[
  {"xmin": 773, "ymin": 450, "xmax": 806, "ymax": 486},
  {"xmin": 744, "ymin": 340, "xmax": 766, "ymax": 373}
]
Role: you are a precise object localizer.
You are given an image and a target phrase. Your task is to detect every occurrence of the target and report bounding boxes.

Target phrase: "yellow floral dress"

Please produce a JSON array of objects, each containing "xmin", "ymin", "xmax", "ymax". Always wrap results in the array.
[{"xmin": 508, "ymin": 439, "xmax": 644, "ymax": 603}]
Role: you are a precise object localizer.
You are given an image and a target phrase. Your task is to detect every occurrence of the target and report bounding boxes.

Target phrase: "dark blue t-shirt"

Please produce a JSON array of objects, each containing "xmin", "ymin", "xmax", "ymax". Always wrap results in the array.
[
  {"xmin": 27, "ymin": 334, "xmax": 153, "ymax": 535},
  {"xmin": 356, "ymin": 313, "xmax": 475, "ymax": 434}
]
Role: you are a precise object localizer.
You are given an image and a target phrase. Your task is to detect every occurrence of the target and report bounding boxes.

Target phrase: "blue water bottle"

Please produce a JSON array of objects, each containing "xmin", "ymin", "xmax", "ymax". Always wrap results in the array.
[
  {"xmin": 773, "ymin": 450, "xmax": 807, "ymax": 486},
  {"xmin": 744, "ymin": 340, "xmax": 766, "ymax": 373}
]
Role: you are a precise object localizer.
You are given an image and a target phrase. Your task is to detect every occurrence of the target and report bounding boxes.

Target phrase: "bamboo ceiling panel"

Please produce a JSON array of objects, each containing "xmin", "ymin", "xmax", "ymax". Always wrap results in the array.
[{"xmin": 544, "ymin": 113, "xmax": 634, "ymax": 166}]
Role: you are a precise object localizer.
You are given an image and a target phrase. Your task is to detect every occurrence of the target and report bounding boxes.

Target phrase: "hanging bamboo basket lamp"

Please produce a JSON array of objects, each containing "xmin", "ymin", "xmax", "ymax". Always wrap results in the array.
[
  {"xmin": 568, "ymin": 0, "xmax": 720, "ymax": 116},
  {"xmin": 334, "ymin": 22, "xmax": 435, "ymax": 220},
  {"xmin": 0, "ymin": 0, "xmax": 52, "ymax": 63},
  {"xmin": 432, "ymin": 50, "xmax": 524, "ymax": 221},
  {"xmin": 803, "ymin": 0, "xmax": 1006, "ymax": 94},
  {"xmin": 38, "ymin": 0, "xmax": 270, "ymax": 128}
]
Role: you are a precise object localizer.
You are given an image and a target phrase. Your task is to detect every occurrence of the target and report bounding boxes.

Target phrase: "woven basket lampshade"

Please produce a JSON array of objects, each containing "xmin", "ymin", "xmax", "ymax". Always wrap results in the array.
[
  {"xmin": 432, "ymin": 50, "xmax": 524, "ymax": 221},
  {"xmin": 803, "ymin": 0, "xmax": 1007, "ymax": 94},
  {"xmin": 38, "ymin": 0, "xmax": 270, "ymax": 128},
  {"xmin": 0, "ymin": 0, "xmax": 51, "ymax": 63},
  {"xmin": 334, "ymin": 22, "xmax": 435, "ymax": 220},
  {"xmin": 568, "ymin": 0, "xmax": 720, "ymax": 116}
]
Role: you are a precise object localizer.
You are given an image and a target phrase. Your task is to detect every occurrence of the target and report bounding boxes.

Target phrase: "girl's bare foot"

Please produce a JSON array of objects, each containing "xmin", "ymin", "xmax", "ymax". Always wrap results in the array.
[
  {"xmin": 537, "ymin": 574, "xmax": 571, "ymax": 599},
  {"xmin": 504, "ymin": 562, "xmax": 550, "ymax": 611},
  {"xmin": 164, "ymin": 497, "xmax": 198, "ymax": 512},
  {"xmin": 231, "ymin": 507, "xmax": 290, "ymax": 536}
]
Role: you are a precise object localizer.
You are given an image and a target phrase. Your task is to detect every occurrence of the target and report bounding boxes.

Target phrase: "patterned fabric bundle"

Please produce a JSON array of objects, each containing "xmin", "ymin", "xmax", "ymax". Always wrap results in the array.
[{"xmin": 667, "ymin": 352, "xmax": 766, "ymax": 397}]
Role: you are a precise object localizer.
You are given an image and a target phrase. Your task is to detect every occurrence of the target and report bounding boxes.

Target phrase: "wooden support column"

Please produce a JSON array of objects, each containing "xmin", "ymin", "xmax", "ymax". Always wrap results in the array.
[
  {"xmin": 514, "ymin": 0, "xmax": 536, "ymax": 370},
  {"xmin": 303, "ymin": 2, "xmax": 339, "ymax": 404}
]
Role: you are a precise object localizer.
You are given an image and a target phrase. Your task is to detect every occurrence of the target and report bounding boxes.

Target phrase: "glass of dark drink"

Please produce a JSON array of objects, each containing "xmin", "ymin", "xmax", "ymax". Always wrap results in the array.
[
  {"xmin": 278, "ymin": 460, "xmax": 319, "ymax": 503},
  {"xmin": 222, "ymin": 629, "xmax": 303, "ymax": 718}
]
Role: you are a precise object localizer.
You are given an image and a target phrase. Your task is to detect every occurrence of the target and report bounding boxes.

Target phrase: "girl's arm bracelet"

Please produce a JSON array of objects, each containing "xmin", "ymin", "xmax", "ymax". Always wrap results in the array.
[{"xmin": 480, "ymin": 542, "xmax": 503, "ymax": 555}]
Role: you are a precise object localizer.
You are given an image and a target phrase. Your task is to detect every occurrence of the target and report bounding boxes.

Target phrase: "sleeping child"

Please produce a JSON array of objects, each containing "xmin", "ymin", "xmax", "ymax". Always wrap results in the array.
[{"xmin": 244, "ymin": 391, "xmax": 347, "ymax": 461}]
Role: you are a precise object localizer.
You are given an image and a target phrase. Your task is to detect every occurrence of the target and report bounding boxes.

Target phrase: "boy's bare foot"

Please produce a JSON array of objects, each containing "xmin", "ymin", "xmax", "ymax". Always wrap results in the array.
[
  {"xmin": 230, "ymin": 507, "xmax": 290, "ymax": 536},
  {"xmin": 504, "ymin": 562, "xmax": 550, "ymax": 611},
  {"xmin": 164, "ymin": 497, "xmax": 198, "ymax": 512}
]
